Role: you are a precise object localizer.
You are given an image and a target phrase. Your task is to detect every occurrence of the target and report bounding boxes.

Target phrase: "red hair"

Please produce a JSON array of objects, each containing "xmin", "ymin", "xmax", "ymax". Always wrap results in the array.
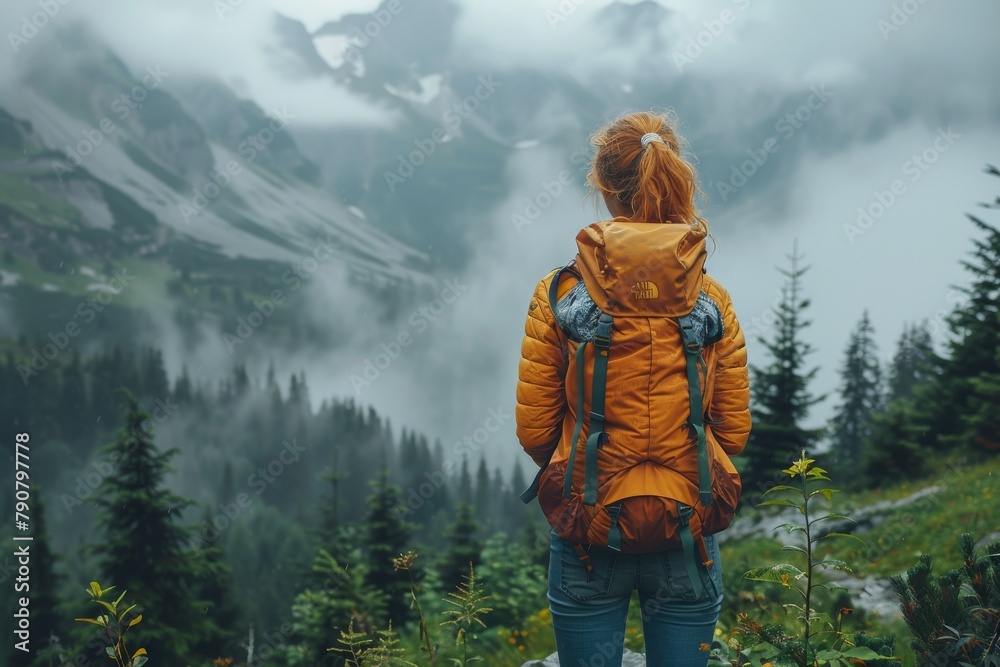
[{"xmin": 587, "ymin": 110, "xmax": 708, "ymax": 230}]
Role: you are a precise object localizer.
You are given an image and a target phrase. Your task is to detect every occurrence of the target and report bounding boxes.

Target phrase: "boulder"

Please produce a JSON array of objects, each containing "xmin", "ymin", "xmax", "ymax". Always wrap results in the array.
[{"xmin": 522, "ymin": 648, "xmax": 646, "ymax": 666}]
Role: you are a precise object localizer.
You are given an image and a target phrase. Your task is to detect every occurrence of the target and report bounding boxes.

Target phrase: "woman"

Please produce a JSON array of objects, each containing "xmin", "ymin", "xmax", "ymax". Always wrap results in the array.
[{"xmin": 515, "ymin": 110, "xmax": 751, "ymax": 667}]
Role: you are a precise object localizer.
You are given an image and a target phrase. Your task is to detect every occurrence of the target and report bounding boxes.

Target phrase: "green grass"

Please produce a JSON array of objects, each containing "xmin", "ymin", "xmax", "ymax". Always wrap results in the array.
[
  {"xmin": 717, "ymin": 453, "xmax": 1000, "ymax": 667},
  {"xmin": 723, "ymin": 454, "xmax": 1000, "ymax": 580},
  {"xmin": 0, "ymin": 172, "xmax": 80, "ymax": 229}
]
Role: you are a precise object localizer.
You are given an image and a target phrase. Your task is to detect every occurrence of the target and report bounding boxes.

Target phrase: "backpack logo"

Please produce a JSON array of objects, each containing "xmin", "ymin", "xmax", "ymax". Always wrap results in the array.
[{"xmin": 631, "ymin": 281, "xmax": 659, "ymax": 300}]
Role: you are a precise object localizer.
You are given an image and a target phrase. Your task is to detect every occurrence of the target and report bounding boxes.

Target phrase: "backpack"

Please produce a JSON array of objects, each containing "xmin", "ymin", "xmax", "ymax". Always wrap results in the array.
[{"xmin": 519, "ymin": 220, "xmax": 742, "ymax": 590}]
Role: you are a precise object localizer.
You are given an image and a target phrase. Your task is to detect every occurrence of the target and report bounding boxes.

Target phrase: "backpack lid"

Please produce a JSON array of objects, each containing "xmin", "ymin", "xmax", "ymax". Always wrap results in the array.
[{"xmin": 574, "ymin": 219, "xmax": 707, "ymax": 317}]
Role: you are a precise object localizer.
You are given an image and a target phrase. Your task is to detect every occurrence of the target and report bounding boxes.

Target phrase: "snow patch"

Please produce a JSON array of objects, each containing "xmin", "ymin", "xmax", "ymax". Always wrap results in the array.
[
  {"xmin": 312, "ymin": 34, "xmax": 351, "ymax": 69},
  {"xmin": 0, "ymin": 270, "xmax": 20, "ymax": 286},
  {"xmin": 383, "ymin": 74, "xmax": 444, "ymax": 106},
  {"xmin": 87, "ymin": 282, "xmax": 123, "ymax": 294}
]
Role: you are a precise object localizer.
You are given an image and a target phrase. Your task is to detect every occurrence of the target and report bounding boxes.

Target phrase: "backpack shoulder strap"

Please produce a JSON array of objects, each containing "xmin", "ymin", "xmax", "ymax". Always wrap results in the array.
[
  {"xmin": 547, "ymin": 261, "xmax": 581, "ymax": 319},
  {"xmin": 676, "ymin": 314, "xmax": 713, "ymax": 508}
]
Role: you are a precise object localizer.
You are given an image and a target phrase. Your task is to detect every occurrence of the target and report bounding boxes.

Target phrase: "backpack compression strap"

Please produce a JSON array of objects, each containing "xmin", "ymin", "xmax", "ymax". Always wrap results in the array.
[
  {"xmin": 563, "ymin": 340, "xmax": 589, "ymax": 501},
  {"xmin": 676, "ymin": 314, "xmax": 713, "ymax": 508}
]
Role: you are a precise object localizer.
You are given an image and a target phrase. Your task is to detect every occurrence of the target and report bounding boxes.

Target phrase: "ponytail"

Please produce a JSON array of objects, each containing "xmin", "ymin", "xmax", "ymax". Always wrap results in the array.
[{"xmin": 587, "ymin": 110, "xmax": 708, "ymax": 232}]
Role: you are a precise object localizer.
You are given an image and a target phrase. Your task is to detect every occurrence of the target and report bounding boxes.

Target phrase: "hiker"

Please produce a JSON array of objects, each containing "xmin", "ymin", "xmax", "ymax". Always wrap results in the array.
[{"xmin": 515, "ymin": 110, "xmax": 751, "ymax": 667}]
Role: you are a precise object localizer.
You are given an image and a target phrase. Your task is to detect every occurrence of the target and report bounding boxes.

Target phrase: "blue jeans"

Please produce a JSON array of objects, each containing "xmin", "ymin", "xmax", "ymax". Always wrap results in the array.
[{"xmin": 547, "ymin": 530, "xmax": 723, "ymax": 667}]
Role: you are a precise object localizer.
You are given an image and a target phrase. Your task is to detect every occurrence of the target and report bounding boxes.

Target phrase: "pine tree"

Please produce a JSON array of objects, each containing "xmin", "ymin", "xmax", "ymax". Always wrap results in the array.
[
  {"xmin": 743, "ymin": 244, "xmax": 825, "ymax": 494},
  {"xmin": 829, "ymin": 312, "xmax": 882, "ymax": 481},
  {"xmin": 140, "ymin": 346, "xmax": 170, "ymax": 402},
  {"xmin": 90, "ymin": 390, "xmax": 207, "ymax": 663},
  {"xmin": 474, "ymin": 456, "xmax": 492, "ymax": 529},
  {"xmin": 57, "ymin": 348, "xmax": 88, "ymax": 444},
  {"xmin": 890, "ymin": 533, "xmax": 1000, "ymax": 666},
  {"xmin": 861, "ymin": 398, "xmax": 926, "ymax": 484},
  {"xmin": 363, "ymin": 460, "xmax": 413, "ymax": 626},
  {"xmin": 938, "ymin": 169, "xmax": 1000, "ymax": 451},
  {"xmin": 172, "ymin": 364, "xmax": 193, "ymax": 404},
  {"xmin": 886, "ymin": 322, "xmax": 936, "ymax": 402},
  {"xmin": 439, "ymin": 459, "xmax": 483, "ymax": 590},
  {"xmin": 26, "ymin": 489, "xmax": 63, "ymax": 667}
]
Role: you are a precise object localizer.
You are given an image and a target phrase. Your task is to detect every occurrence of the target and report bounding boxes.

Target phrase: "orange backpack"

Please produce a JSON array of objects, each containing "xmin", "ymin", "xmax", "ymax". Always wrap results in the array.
[{"xmin": 520, "ymin": 220, "xmax": 742, "ymax": 586}]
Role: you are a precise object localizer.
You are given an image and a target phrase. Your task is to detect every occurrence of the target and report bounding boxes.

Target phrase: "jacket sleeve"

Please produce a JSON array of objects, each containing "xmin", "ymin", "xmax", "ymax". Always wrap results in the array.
[
  {"xmin": 515, "ymin": 272, "xmax": 568, "ymax": 467},
  {"xmin": 709, "ymin": 286, "xmax": 751, "ymax": 456}
]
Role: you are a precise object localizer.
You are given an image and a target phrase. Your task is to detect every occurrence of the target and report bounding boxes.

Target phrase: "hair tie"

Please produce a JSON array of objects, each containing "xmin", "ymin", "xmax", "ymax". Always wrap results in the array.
[{"xmin": 641, "ymin": 132, "xmax": 664, "ymax": 149}]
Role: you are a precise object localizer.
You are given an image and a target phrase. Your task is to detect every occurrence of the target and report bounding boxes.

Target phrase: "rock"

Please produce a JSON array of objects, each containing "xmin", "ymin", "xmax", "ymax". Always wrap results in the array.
[{"xmin": 522, "ymin": 648, "xmax": 646, "ymax": 666}]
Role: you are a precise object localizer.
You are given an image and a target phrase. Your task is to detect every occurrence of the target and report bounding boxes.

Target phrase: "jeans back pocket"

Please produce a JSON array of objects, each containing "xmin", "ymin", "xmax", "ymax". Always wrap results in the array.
[
  {"xmin": 552, "ymin": 534, "xmax": 617, "ymax": 603},
  {"xmin": 660, "ymin": 533, "xmax": 722, "ymax": 602}
]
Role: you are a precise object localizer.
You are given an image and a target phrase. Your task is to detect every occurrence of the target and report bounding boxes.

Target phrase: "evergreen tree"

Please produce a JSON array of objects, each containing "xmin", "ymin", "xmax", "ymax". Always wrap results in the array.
[
  {"xmin": 886, "ymin": 322, "xmax": 936, "ymax": 402},
  {"xmin": 861, "ymin": 398, "xmax": 927, "ymax": 485},
  {"xmin": 439, "ymin": 459, "xmax": 483, "ymax": 590},
  {"xmin": 743, "ymin": 244, "xmax": 825, "ymax": 493},
  {"xmin": 90, "ymin": 391, "xmax": 207, "ymax": 663},
  {"xmin": 287, "ymin": 546, "xmax": 388, "ymax": 665},
  {"xmin": 140, "ymin": 346, "xmax": 170, "ymax": 401},
  {"xmin": 363, "ymin": 460, "xmax": 413, "ymax": 626},
  {"xmin": 172, "ymin": 364, "xmax": 193, "ymax": 405},
  {"xmin": 188, "ymin": 541, "xmax": 242, "ymax": 658},
  {"xmin": 937, "ymin": 170, "xmax": 1000, "ymax": 451},
  {"xmin": 474, "ymin": 456, "xmax": 492, "ymax": 529},
  {"xmin": 57, "ymin": 348, "xmax": 88, "ymax": 444},
  {"xmin": 25, "ymin": 489, "xmax": 63, "ymax": 667},
  {"xmin": 829, "ymin": 312, "xmax": 882, "ymax": 480},
  {"xmin": 890, "ymin": 533, "xmax": 1000, "ymax": 666}
]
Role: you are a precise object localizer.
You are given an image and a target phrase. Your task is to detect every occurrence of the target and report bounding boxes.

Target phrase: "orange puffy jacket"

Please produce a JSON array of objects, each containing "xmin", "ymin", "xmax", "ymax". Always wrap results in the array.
[{"xmin": 516, "ymin": 219, "xmax": 751, "ymax": 553}]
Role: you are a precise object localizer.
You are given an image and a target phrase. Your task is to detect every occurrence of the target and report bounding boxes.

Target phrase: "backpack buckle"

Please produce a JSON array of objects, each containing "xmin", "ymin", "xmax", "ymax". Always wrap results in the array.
[
  {"xmin": 677, "ymin": 503, "xmax": 694, "ymax": 526},
  {"xmin": 593, "ymin": 313, "xmax": 613, "ymax": 350}
]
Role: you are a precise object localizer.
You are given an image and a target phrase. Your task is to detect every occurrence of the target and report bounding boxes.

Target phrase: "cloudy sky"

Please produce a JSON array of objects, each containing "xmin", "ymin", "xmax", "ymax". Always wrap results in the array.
[{"xmin": 4, "ymin": 0, "xmax": 999, "ymax": 469}]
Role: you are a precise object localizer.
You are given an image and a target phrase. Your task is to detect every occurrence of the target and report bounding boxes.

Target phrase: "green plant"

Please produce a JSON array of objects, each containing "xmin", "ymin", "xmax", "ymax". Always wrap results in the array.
[
  {"xmin": 891, "ymin": 532, "xmax": 1000, "ymax": 667},
  {"xmin": 736, "ymin": 452, "xmax": 895, "ymax": 667},
  {"xmin": 394, "ymin": 550, "xmax": 438, "ymax": 666},
  {"xmin": 334, "ymin": 620, "xmax": 417, "ymax": 667},
  {"xmin": 440, "ymin": 563, "xmax": 493, "ymax": 666},
  {"xmin": 73, "ymin": 581, "xmax": 148, "ymax": 667}
]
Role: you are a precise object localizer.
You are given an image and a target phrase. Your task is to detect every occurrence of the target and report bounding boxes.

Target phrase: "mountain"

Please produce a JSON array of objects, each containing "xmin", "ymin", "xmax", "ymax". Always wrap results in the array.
[
  {"xmin": 1, "ymin": 0, "xmax": 970, "ymax": 362},
  {"xmin": 0, "ymin": 23, "xmax": 437, "ymax": 355}
]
